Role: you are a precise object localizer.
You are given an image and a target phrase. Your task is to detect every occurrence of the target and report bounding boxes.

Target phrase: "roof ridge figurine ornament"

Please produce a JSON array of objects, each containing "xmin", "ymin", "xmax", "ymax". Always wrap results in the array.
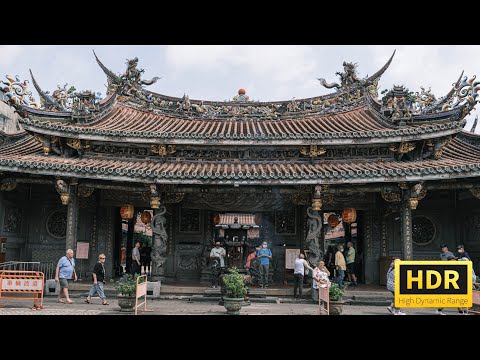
[
  {"xmin": 93, "ymin": 50, "xmax": 161, "ymax": 101},
  {"xmin": 1, "ymin": 74, "xmax": 39, "ymax": 110},
  {"xmin": 318, "ymin": 50, "xmax": 396, "ymax": 91},
  {"xmin": 30, "ymin": 69, "xmax": 101, "ymax": 115}
]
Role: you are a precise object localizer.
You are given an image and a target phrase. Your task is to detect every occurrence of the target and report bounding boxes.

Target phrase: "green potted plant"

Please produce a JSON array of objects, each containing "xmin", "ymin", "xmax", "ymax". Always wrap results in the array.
[
  {"xmin": 114, "ymin": 274, "xmax": 145, "ymax": 312},
  {"xmin": 222, "ymin": 267, "xmax": 247, "ymax": 315},
  {"xmin": 329, "ymin": 283, "xmax": 345, "ymax": 315}
]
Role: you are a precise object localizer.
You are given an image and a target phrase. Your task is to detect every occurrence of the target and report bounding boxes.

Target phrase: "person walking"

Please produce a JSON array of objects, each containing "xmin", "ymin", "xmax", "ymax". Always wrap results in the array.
[
  {"xmin": 293, "ymin": 253, "xmax": 314, "ymax": 299},
  {"xmin": 386, "ymin": 259, "xmax": 405, "ymax": 315},
  {"xmin": 131, "ymin": 241, "xmax": 142, "ymax": 275},
  {"xmin": 55, "ymin": 249, "xmax": 77, "ymax": 304},
  {"xmin": 334, "ymin": 244, "xmax": 347, "ymax": 288},
  {"xmin": 257, "ymin": 241, "xmax": 272, "ymax": 288},
  {"xmin": 85, "ymin": 254, "xmax": 109, "ymax": 305},
  {"xmin": 324, "ymin": 245, "xmax": 335, "ymax": 280},
  {"xmin": 141, "ymin": 243, "xmax": 152, "ymax": 276},
  {"xmin": 345, "ymin": 241, "xmax": 358, "ymax": 286},
  {"xmin": 210, "ymin": 241, "xmax": 226, "ymax": 288}
]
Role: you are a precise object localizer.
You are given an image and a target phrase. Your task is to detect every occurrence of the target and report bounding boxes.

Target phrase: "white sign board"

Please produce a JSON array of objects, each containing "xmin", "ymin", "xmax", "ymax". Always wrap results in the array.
[
  {"xmin": 285, "ymin": 248, "xmax": 301, "ymax": 269},
  {"xmin": 2, "ymin": 278, "xmax": 43, "ymax": 291},
  {"xmin": 76, "ymin": 242, "xmax": 90, "ymax": 259},
  {"xmin": 136, "ymin": 282, "xmax": 147, "ymax": 297}
]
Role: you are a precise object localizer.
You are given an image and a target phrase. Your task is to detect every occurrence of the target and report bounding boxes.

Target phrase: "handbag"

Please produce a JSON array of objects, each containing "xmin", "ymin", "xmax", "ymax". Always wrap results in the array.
[{"xmin": 66, "ymin": 256, "xmax": 76, "ymax": 280}]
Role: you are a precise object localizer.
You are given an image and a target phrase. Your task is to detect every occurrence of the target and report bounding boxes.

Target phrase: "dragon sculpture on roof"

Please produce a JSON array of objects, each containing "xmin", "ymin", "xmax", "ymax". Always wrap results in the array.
[
  {"xmin": 318, "ymin": 50, "xmax": 396, "ymax": 91},
  {"xmin": 93, "ymin": 51, "xmax": 160, "ymax": 101}
]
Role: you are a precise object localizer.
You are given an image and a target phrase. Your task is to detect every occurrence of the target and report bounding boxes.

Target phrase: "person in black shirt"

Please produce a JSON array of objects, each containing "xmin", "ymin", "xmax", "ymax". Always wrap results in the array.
[
  {"xmin": 85, "ymin": 253, "xmax": 109, "ymax": 305},
  {"xmin": 457, "ymin": 245, "xmax": 471, "ymax": 261},
  {"xmin": 140, "ymin": 243, "xmax": 152, "ymax": 276}
]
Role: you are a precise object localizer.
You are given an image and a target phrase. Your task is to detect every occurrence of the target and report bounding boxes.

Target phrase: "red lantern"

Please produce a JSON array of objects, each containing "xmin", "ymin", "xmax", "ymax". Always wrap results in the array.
[
  {"xmin": 254, "ymin": 213, "xmax": 262, "ymax": 225},
  {"xmin": 120, "ymin": 204, "xmax": 135, "ymax": 220},
  {"xmin": 213, "ymin": 213, "xmax": 220, "ymax": 225},
  {"xmin": 342, "ymin": 208, "xmax": 357, "ymax": 223},
  {"xmin": 141, "ymin": 210, "xmax": 152, "ymax": 225},
  {"xmin": 327, "ymin": 214, "xmax": 340, "ymax": 227}
]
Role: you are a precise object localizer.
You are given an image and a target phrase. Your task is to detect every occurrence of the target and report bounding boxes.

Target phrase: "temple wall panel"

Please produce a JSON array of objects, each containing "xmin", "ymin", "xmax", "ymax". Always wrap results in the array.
[{"xmin": 95, "ymin": 206, "xmax": 114, "ymax": 278}]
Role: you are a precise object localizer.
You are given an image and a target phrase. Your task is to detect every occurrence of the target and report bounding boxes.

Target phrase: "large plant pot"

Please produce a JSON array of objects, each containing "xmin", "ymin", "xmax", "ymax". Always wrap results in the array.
[
  {"xmin": 329, "ymin": 300, "xmax": 344, "ymax": 315},
  {"xmin": 223, "ymin": 297, "xmax": 243, "ymax": 315},
  {"xmin": 117, "ymin": 294, "xmax": 136, "ymax": 312}
]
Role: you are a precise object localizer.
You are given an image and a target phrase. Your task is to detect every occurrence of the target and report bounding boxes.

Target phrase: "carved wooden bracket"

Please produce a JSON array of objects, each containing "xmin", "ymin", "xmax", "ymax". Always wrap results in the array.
[
  {"xmin": 389, "ymin": 142, "xmax": 416, "ymax": 154},
  {"xmin": 470, "ymin": 188, "xmax": 480, "ymax": 199},
  {"xmin": 300, "ymin": 145, "xmax": 326, "ymax": 158},
  {"xmin": 0, "ymin": 178, "xmax": 17, "ymax": 191},
  {"xmin": 78, "ymin": 187, "xmax": 95, "ymax": 198},
  {"xmin": 54, "ymin": 178, "xmax": 70, "ymax": 205},
  {"xmin": 151, "ymin": 144, "xmax": 176, "ymax": 157},
  {"xmin": 381, "ymin": 191, "xmax": 401, "ymax": 202}
]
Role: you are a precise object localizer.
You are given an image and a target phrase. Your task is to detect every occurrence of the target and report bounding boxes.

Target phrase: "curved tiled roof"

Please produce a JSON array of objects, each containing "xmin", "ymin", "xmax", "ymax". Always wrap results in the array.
[
  {"xmin": 1, "ymin": 134, "xmax": 480, "ymax": 184},
  {"xmin": 19, "ymin": 102, "xmax": 466, "ymax": 145}
]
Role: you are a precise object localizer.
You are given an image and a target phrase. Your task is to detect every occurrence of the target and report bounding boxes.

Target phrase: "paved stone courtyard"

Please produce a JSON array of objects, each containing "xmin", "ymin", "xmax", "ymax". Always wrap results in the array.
[{"xmin": 0, "ymin": 297, "xmax": 471, "ymax": 315}]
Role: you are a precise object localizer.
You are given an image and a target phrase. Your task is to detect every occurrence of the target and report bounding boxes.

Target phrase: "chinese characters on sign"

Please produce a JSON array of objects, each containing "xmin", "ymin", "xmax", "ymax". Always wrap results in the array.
[{"xmin": 1, "ymin": 278, "xmax": 43, "ymax": 291}]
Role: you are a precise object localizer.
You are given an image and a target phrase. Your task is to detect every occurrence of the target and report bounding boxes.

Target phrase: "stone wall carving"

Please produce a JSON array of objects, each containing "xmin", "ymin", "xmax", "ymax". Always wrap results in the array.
[
  {"xmin": 275, "ymin": 209, "xmax": 296, "ymax": 234},
  {"xmin": 175, "ymin": 244, "xmax": 203, "ymax": 279},
  {"xmin": 412, "ymin": 216, "xmax": 435, "ymax": 245},
  {"xmin": 151, "ymin": 206, "xmax": 168, "ymax": 276},
  {"xmin": 30, "ymin": 244, "xmax": 64, "ymax": 263},
  {"xmin": 305, "ymin": 207, "xmax": 323, "ymax": 267},
  {"xmin": 179, "ymin": 208, "xmax": 200, "ymax": 232},
  {"xmin": 46, "ymin": 210, "xmax": 67, "ymax": 239},
  {"xmin": 3, "ymin": 207, "xmax": 22, "ymax": 233}
]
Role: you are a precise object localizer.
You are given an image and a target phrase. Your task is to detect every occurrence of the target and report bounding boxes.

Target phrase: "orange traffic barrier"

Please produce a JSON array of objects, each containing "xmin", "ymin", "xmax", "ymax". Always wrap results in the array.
[
  {"xmin": 0, "ymin": 270, "xmax": 45, "ymax": 310},
  {"xmin": 134, "ymin": 275, "xmax": 151, "ymax": 315}
]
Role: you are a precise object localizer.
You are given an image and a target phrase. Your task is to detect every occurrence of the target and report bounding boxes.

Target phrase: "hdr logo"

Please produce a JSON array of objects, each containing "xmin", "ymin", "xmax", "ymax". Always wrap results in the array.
[{"xmin": 395, "ymin": 261, "xmax": 472, "ymax": 308}]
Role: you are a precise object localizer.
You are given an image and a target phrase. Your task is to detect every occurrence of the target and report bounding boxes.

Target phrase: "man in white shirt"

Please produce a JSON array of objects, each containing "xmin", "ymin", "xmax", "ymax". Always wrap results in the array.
[
  {"xmin": 210, "ymin": 241, "xmax": 226, "ymax": 288},
  {"xmin": 293, "ymin": 253, "xmax": 313, "ymax": 299}
]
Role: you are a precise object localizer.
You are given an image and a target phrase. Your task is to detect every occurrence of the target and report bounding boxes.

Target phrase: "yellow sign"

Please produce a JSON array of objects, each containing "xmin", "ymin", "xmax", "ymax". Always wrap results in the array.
[{"xmin": 394, "ymin": 261, "xmax": 472, "ymax": 308}]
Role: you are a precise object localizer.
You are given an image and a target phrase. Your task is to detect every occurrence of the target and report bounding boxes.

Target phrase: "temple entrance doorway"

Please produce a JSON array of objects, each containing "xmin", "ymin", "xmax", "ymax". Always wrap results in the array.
[
  {"xmin": 213, "ymin": 213, "xmax": 261, "ymax": 269},
  {"xmin": 115, "ymin": 208, "xmax": 153, "ymax": 277},
  {"xmin": 323, "ymin": 210, "xmax": 363, "ymax": 284}
]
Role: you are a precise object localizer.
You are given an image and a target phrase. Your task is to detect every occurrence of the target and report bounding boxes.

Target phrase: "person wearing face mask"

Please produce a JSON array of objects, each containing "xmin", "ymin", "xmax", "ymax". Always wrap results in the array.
[
  {"xmin": 456, "ymin": 245, "xmax": 471, "ymax": 261},
  {"xmin": 256, "ymin": 241, "xmax": 272, "ymax": 288},
  {"xmin": 334, "ymin": 244, "xmax": 347, "ymax": 288}
]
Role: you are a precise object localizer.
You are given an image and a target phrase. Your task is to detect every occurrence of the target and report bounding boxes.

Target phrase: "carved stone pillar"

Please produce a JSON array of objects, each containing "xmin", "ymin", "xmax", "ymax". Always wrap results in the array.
[
  {"xmin": 65, "ymin": 184, "xmax": 79, "ymax": 251},
  {"xmin": 151, "ymin": 205, "xmax": 168, "ymax": 281},
  {"xmin": 400, "ymin": 189, "xmax": 413, "ymax": 260},
  {"xmin": 305, "ymin": 206, "xmax": 323, "ymax": 268}
]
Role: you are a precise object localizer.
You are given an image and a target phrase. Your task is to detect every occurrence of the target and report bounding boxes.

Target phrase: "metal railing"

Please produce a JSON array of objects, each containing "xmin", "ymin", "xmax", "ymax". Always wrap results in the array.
[{"xmin": 0, "ymin": 261, "xmax": 56, "ymax": 280}]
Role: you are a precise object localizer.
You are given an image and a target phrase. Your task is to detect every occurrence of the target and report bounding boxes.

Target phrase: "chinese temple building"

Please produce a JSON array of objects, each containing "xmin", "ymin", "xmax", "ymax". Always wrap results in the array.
[{"xmin": 0, "ymin": 50, "xmax": 480, "ymax": 285}]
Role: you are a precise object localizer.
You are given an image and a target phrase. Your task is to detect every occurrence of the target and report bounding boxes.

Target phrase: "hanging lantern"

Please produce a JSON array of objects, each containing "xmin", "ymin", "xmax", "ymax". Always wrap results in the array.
[
  {"xmin": 213, "ymin": 213, "xmax": 220, "ymax": 225},
  {"xmin": 327, "ymin": 214, "xmax": 340, "ymax": 227},
  {"xmin": 342, "ymin": 208, "xmax": 357, "ymax": 223},
  {"xmin": 120, "ymin": 204, "xmax": 135, "ymax": 220},
  {"xmin": 254, "ymin": 213, "xmax": 262, "ymax": 225},
  {"xmin": 141, "ymin": 210, "xmax": 152, "ymax": 225}
]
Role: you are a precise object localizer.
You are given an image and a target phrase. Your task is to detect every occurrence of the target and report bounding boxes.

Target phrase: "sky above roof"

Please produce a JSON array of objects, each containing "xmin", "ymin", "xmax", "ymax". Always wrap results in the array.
[{"xmin": 0, "ymin": 45, "xmax": 478, "ymax": 132}]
